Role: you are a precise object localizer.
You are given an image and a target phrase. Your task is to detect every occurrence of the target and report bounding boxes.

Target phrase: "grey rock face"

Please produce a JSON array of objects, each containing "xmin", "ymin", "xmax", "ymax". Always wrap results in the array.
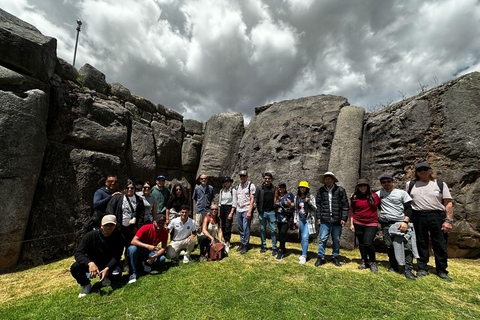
[
  {"xmin": 0, "ymin": 9, "xmax": 57, "ymax": 82},
  {"xmin": 362, "ymin": 72, "xmax": 480, "ymax": 257},
  {"xmin": 0, "ymin": 89, "xmax": 49, "ymax": 270},
  {"xmin": 165, "ymin": 107, "xmax": 183, "ymax": 121},
  {"xmin": 78, "ymin": 64, "xmax": 109, "ymax": 95},
  {"xmin": 236, "ymin": 95, "xmax": 348, "ymax": 192},
  {"xmin": 126, "ymin": 121, "xmax": 156, "ymax": 182},
  {"xmin": 110, "ymin": 82, "xmax": 132, "ymax": 101},
  {"xmin": 152, "ymin": 121, "xmax": 182, "ymax": 169},
  {"xmin": 54, "ymin": 58, "xmax": 79, "ymax": 82},
  {"xmin": 182, "ymin": 137, "xmax": 202, "ymax": 172},
  {"xmin": 22, "ymin": 142, "xmax": 127, "ymax": 264},
  {"xmin": 0, "ymin": 65, "xmax": 50, "ymax": 94},
  {"xmin": 197, "ymin": 112, "xmax": 244, "ymax": 184},
  {"xmin": 184, "ymin": 119, "xmax": 203, "ymax": 135},
  {"xmin": 132, "ymin": 95, "xmax": 156, "ymax": 113}
]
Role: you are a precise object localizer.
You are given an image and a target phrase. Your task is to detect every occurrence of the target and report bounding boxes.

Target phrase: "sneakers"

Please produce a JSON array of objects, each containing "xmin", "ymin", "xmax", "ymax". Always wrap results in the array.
[
  {"xmin": 171, "ymin": 258, "xmax": 180, "ymax": 267},
  {"xmin": 225, "ymin": 244, "xmax": 230, "ymax": 254},
  {"xmin": 236, "ymin": 244, "xmax": 244, "ymax": 252},
  {"xmin": 358, "ymin": 260, "xmax": 368, "ymax": 270},
  {"xmin": 314, "ymin": 257, "xmax": 326, "ymax": 267},
  {"xmin": 369, "ymin": 262, "xmax": 378, "ymax": 273},
  {"xmin": 128, "ymin": 273, "xmax": 137, "ymax": 284},
  {"xmin": 299, "ymin": 255, "xmax": 306, "ymax": 264},
  {"xmin": 78, "ymin": 283, "xmax": 91, "ymax": 298},
  {"xmin": 416, "ymin": 270, "xmax": 429, "ymax": 277},
  {"xmin": 240, "ymin": 245, "xmax": 248, "ymax": 255},
  {"xmin": 438, "ymin": 272, "xmax": 453, "ymax": 282},
  {"xmin": 275, "ymin": 250, "xmax": 283, "ymax": 262},
  {"xmin": 112, "ymin": 266, "xmax": 122, "ymax": 276},
  {"xmin": 259, "ymin": 247, "xmax": 267, "ymax": 254},
  {"xmin": 332, "ymin": 257, "xmax": 342, "ymax": 267},
  {"xmin": 143, "ymin": 261, "xmax": 152, "ymax": 273},
  {"xmin": 271, "ymin": 249, "xmax": 278, "ymax": 257},
  {"xmin": 405, "ymin": 269, "xmax": 416, "ymax": 280},
  {"xmin": 101, "ymin": 276, "xmax": 111, "ymax": 287},
  {"xmin": 183, "ymin": 254, "xmax": 191, "ymax": 264}
]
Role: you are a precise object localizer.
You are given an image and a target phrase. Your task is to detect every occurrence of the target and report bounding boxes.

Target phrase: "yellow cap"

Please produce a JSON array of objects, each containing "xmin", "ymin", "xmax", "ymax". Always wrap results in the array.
[{"xmin": 298, "ymin": 181, "xmax": 309, "ymax": 188}]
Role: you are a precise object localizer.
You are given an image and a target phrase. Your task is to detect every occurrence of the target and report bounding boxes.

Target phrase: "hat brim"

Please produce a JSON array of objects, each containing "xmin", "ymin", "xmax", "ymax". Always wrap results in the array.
[{"xmin": 319, "ymin": 174, "xmax": 338, "ymax": 183}]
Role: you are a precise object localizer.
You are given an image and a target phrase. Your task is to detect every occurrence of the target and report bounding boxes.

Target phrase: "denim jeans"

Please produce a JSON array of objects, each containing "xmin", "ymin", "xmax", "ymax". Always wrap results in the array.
[
  {"xmin": 128, "ymin": 245, "xmax": 166, "ymax": 275},
  {"xmin": 317, "ymin": 221, "xmax": 342, "ymax": 258},
  {"xmin": 236, "ymin": 210, "xmax": 252, "ymax": 245},
  {"xmin": 259, "ymin": 211, "xmax": 277, "ymax": 249},
  {"xmin": 298, "ymin": 219, "xmax": 310, "ymax": 257}
]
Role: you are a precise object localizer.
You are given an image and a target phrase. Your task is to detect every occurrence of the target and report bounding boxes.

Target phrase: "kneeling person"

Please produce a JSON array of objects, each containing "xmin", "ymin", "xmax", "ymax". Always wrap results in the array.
[
  {"xmin": 166, "ymin": 205, "xmax": 196, "ymax": 264},
  {"xmin": 71, "ymin": 215, "xmax": 125, "ymax": 298},
  {"xmin": 127, "ymin": 214, "xmax": 168, "ymax": 284}
]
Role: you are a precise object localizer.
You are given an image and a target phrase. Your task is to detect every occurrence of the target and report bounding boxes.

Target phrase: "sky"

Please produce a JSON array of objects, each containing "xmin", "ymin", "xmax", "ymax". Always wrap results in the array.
[{"xmin": 2, "ymin": 0, "xmax": 480, "ymax": 122}]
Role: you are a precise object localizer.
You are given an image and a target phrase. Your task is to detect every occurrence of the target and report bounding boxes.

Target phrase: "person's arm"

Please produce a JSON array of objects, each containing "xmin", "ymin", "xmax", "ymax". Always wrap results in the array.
[
  {"xmin": 131, "ymin": 235, "xmax": 157, "ymax": 252},
  {"xmin": 349, "ymin": 200, "xmax": 355, "ymax": 232},
  {"xmin": 340, "ymin": 189, "xmax": 349, "ymax": 226},
  {"xmin": 228, "ymin": 189, "xmax": 237, "ymax": 220},
  {"xmin": 202, "ymin": 215, "xmax": 215, "ymax": 242},
  {"xmin": 246, "ymin": 185, "xmax": 255, "ymax": 220},
  {"xmin": 151, "ymin": 202, "xmax": 157, "ymax": 221},
  {"xmin": 93, "ymin": 189, "xmax": 110, "ymax": 210},
  {"xmin": 316, "ymin": 190, "xmax": 322, "ymax": 223},
  {"xmin": 442, "ymin": 199, "xmax": 453, "ymax": 233}
]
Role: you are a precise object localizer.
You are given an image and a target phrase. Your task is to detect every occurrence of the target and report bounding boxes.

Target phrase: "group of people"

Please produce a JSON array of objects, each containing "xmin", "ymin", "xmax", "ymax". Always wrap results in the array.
[{"xmin": 71, "ymin": 162, "xmax": 454, "ymax": 297}]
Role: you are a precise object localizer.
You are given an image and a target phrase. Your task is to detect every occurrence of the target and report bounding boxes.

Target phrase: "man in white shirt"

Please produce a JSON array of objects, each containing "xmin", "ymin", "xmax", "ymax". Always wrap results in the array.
[
  {"xmin": 235, "ymin": 170, "xmax": 256, "ymax": 254},
  {"xmin": 166, "ymin": 205, "xmax": 196, "ymax": 265}
]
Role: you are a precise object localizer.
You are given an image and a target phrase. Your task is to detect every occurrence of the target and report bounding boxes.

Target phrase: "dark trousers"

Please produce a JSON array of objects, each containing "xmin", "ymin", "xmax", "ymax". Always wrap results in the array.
[
  {"xmin": 119, "ymin": 225, "xmax": 135, "ymax": 257},
  {"xmin": 198, "ymin": 235, "xmax": 219, "ymax": 256},
  {"xmin": 354, "ymin": 224, "xmax": 377, "ymax": 263},
  {"xmin": 412, "ymin": 210, "xmax": 448, "ymax": 274},
  {"xmin": 277, "ymin": 222, "xmax": 289, "ymax": 252},
  {"xmin": 219, "ymin": 205, "xmax": 233, "ymax": 243},
  {"xmin": 70, "ymin": 261, "xmax": 112, "ymax": 286},
  {"xmin": 381, "ymin": 221, "xmax": 414, "ymax": 269}
]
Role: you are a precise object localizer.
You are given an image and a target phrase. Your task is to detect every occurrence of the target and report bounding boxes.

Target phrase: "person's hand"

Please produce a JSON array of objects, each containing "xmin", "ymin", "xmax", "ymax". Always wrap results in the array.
[
  {"xmin": 211, "ymin": 238, "xmax": 215, "ymax": 245},
  {"xmin": 147, "ymin": 256, "xmax": 155, "ymax": 265},
  {"xmin": 188, "ymin": 234, "xmax": 195, "ymax": 243},
  {"xmin": 349, "ymin": 224, "xmax": 354, "ymax": 232},
  {"xmin": 286, "ymin": 198, "xmax": 291, "ymax": 205},
  {"xmin": 306, "ymin": 197, "xmax": 310, "ymax": 203},
  {"xmin": 340, "ymin": 220, "xmax": 346, "ymax": 227},
  {"xmin": 442, "ymin": 222, "xmax": 453, "ymax": 233},
  {"xmin": 88, "ymin": 262, "xmax": 99, "ymax": 278},
  {"xmin": 246, "ymin": 211, "xmax": 252, "ymax": 220},
  {"xmin": 228, "ymin": 213, "xmax": 233, "ymax": 220},
  {"xmin": 147, "ymin": 245, "xmax": 156, "ymax": 252},
  {"xmin": 317, "ymin": 219, "xmax": 321, "ymax": 224},
  {"xmin": 398, "ymin": 222, "xmax": 408, "ymax": 232},
  {"xmin": 112, "ymin": 191, "xmax": 122, "ymax": 196},
  {"xmin": 129, "ymin": 218, "xmax": 136, "ymax": 225},
  {"xmin": 99, "ymin": 267, "xmax": 109, "ymax": 282}
]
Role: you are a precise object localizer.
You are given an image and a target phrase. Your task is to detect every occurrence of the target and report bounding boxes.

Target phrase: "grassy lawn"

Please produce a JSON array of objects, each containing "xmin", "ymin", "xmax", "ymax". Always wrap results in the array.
[{"xmin": 1, "ymin": 235, "xmax": 479, "ymax": 320}]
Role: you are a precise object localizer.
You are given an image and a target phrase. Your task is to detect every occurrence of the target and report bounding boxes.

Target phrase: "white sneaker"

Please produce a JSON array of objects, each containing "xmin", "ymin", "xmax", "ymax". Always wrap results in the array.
[
  {"xmin": 78, "ymin": 283, "xmax": 91, "ymax": 298},
  {"xmin": 299, "ymin": 256, "xmax": 306, "ymax": 265},
  {"xmin": 143, "ymin": 261, "xmax": 152, "ymax": 273},
  {"xmin": 112, "ymin": 266, "xmax": 122, "ymax": 276},
  {"xmin": 101, "ymin": 277, "xmax": 111, "ymax": 287},
  {"xmin": 128, "ymin": 273, "xmax": 137, "ymax": 284},
  {"xmin": 183, "ymin": 254, "xmax": 191, "ymax": 264},
  {"xmin": 225, "ymin": 244, "xmax": 230, "ymax": 254},
  {"xmin": 180, "ymin": 250, "xmax": 186, "ymax": 255}
]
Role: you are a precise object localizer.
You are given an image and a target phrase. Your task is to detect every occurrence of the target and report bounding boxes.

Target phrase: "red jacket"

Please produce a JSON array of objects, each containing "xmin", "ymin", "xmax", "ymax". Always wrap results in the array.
[{"xmin": 349, "ymin": 193, "xmax": 380, "ymax": 225}]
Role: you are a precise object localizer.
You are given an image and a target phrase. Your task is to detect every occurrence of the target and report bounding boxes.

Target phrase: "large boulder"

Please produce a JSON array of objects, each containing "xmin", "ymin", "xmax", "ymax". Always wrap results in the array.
[
  {"xmin": 0, "ymin": 89, "xmax": 49, "ymax": 270},
  {"xmin": 110, "ymin": 82, "xmax": 132, "ymax": 101},
  {"xmin": 132, "ymin": 95, "xmax": 156, "ymax": 113},
  {"xmin": 196, "ymin": 112, "xmax": 244, "ymax": 184},
  {"xmin": 182, "ymin": 137, "xmax": 202, "ymax": 172},
  {"xmin": 152, "ymin": 121, "xmax": 182, "ymax": 169},
  {"xmin": 0, "ymin": 65, "xmax": 50, "ymax": 94},
  {"xmin": 184, "ymin": 119, "xmax": 203, "ymax": 135},
  {"xmin": 54, "ymin": 58, "xmax": 79, "ymax": 82},
  {"xmin": 0, "ymin": 9, "xmax": 57, "ymax": 82},
  {"xmin": 362, "ymin": 72, "xmax": 480, "ymax": 257},
  {"xmin": 126, "ymin": 121, "xmax": 156, "ymax": 182},
  {"xmin": 78, "ymin": 64, "xmax": 109, "ymax": 95},
  {"xmin": 22, "ymin": 142, "xmax": 127, "ymax": 264}
]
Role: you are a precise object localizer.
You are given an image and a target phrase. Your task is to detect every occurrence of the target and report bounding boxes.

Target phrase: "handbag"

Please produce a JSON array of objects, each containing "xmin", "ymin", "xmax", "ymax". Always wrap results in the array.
[
  {"xmin": 207, "ymin": 242, "xmax": 227, "ymax": 261},
  {"xmin": 307, "ymin": 216, "xmax": 317, "ymax": 235}
]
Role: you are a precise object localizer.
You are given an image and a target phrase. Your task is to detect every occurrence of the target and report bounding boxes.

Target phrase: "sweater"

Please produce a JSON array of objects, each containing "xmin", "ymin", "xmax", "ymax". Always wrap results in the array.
[
  {"xmin": 74, "ymin": 229, "xmax": 125, "ymax": 269},
  {"xmin": 349, "ymin": 193, "xmax": 380, "ymax": 225}
]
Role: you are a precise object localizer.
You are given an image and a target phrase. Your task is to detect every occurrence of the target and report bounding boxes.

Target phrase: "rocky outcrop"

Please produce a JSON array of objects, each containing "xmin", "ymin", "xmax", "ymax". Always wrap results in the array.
[
  {"xmin": 184, "ymin": 119, "xmax": 203, "ymax": 135},
  {"xmin": 182, "ymin": 137, "xmax": 202, "ymax": 172},
  {"xmin": 110, "ymin": 82, "xmax": 132, "ymax": 101},
  {"xmin": 362, "ymin": 72, "xmax": 480, "ymax": 258},
  {"xmin": 0, "ymin": 9, "xmax": 57, "ymax": 82},
  {"xmin": 126, "ymin": 121, "xmax": 156, "ymax": 182},
  {"xmin": 0, "ymin": 89, "xmax": 49, "ymax": 270},
  {"xmin": 78, "ymin": 64, "xmax": 109, "ymax": 95},
  {"xmin": 197, "ymin": 112, "xmax": 244, "ymax": 183}
]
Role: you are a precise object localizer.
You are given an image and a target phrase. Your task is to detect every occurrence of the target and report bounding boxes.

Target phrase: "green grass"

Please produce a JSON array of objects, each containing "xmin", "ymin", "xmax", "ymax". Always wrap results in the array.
[{"xmin": 1, "ymin": 235, "xmax": 480, "ymax": 319}]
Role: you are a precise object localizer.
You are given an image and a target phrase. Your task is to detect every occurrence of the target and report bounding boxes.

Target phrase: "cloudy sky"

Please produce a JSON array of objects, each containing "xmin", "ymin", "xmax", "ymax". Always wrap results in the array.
[{"xmin": 2, "ymin": 0, "xmax": 480, "ymax": 122}]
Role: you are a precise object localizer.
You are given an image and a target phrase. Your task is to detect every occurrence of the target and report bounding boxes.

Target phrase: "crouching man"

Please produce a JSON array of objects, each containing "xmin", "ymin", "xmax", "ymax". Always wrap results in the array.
[
  {"xmin": 166, "ymin": 205, "xmax": 196, "ymax": 265},
  {"xmin": 127, "ymin": 214, "xmax": 168, "ymax": 284},
  {"xmin": 70, "ymin": 215, "xmax": 125, "ymax": 298}
]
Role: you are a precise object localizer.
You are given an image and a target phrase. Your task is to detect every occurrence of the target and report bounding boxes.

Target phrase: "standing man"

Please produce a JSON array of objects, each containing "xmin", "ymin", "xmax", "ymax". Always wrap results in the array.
[
  {"xmin": 255, "ymin": 172, "xmax": 278, "ymax": 257},
  {"xmin": 406, "ymin": 162, "xmax": 454, "ymax": 282},
  {"xmin": 70, "ymin": 215, "xmax": 125, "ymax": 297},
  {"xmin": 89, "ymin": 175, "xmax": 122, "ymax": 230},
  {"xmin": 235, "ymin": 170, "xmax": 256, "ymax": 254},
  {"xmin": 127, "ymin": 214, "xmax": 168, "ymax": 284},
  {"xmin": 218, "ymin": 177, "xmax": 237, "ymax": 251},
  {"xmin": 377, "ymin": 174, "xmax": 416, "ymax": 280},
  {"xmin": 166, "ymin": 205, "xmax": 196, "ymax": 265},
  {"xmin": 192, "ymin": 174, "xmax": 214, "ymax": 232},
  {"xmin": 315, "ymin": 171, "xmax": 349, "ymax": 267},
  {"xmin": 151, "ymin": 175, "xmax": 170, "ymax": 216}
]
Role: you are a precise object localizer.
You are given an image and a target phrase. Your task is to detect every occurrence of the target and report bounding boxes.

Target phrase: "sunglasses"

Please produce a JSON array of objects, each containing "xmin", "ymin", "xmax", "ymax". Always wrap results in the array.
[
  {"xmin": 416, "ymin": 167, "xmax": 430, "ymax": 172},
  {"xmin": 176, "ymin": 189, "xmax": 182, "ymax": 192},
  {"xmin": 358, "ymin": 184, "xmax": 368, "ymax": 187},
  {"xmin": 143, "ymin": 186, "xmax": 151, "ymax": 190},
  {"xmin": 380, "ymin": 180, "xmax": 393, "ymax": 184},
  {"xmin": 210, "ymin": 208, "xmax": 218, "ymax": 211},
  {"xmin": 106, "ymin": 180, "xmax": 117, "ymax": 184},
  {"xmin": 126, "ymin": 187, "xmax": 135, "ymax": 190},
  {"xmin": 200, "ymin": 178, "xmax": 207, "ymax": 180}
]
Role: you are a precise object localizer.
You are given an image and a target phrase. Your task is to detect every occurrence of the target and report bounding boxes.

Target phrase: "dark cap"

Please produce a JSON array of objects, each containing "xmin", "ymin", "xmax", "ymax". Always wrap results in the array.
[
  {"xmin": 222, "ymin": 176, "xmax": 233, "ymax": 183},
  {"xmin": 263, "ymin": 172, "xmax": 273, "ymax": 178},
  {"xmin": 278, "ymin": 182, "xmax": 286, "ymax": 187},
  {"xmin": 155, "ymin": 214, "xmax": 167, "ymax": 223},
  {"xmin": 356, "ymin": 178, "xmax": 369, "ymax": 185},
  {"xmin": 379, "ymin": 174, "xmax": 394, "ymax": 181},
  {"xmin": 156, "ymin": 175, "xmax": 166, "ymax": 180},
  {"xmin": 415, "ymin": 162, "xmax": 431, "ymax": 170},
  {"xmin": 239, "ymin": 170, "xmax": 248, "ymax": 176}
]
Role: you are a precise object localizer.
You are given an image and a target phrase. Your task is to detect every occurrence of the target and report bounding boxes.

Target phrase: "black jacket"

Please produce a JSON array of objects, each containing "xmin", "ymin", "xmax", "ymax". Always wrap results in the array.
[
  {"xmin": 315, "ymin": 184, "xmax": 349, "ymax": 223},
  {"xmin": 254, "ymin": 184, "xmax": 276, "ymax": 215},
  {"xmin": 74, "ymin": 229, "xmax": 125, "ymax": 269},
  {"xmin": 106, "ymin": 194, "xmax": 145, "ymax": 229}
]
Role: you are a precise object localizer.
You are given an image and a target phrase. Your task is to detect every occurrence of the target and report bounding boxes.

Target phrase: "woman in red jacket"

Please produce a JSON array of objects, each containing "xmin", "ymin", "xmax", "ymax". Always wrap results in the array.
[{"xmin": 349, "ymin": 179, "xmax": 380, "ymax": 272}]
